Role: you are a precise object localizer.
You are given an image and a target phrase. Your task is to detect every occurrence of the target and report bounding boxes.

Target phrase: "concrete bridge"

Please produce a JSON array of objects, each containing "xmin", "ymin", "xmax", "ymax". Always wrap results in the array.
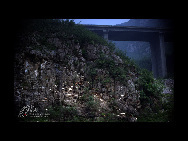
[{"xmin": 84, "ymin": 25, "xmax": 174, "ymax": 78}]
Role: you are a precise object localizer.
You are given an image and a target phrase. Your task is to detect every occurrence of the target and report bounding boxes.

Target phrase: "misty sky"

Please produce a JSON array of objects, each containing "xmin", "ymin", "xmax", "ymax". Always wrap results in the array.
[{"xmin": 73, "ymin": 19, "xmax": 130, "ymax": 25}]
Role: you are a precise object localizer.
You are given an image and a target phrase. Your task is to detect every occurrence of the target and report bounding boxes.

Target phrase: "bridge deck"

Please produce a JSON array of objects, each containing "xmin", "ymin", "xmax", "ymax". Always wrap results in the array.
[{"xmin": 83, "ymin": 25, "xmax": 172, "ymax": 33}]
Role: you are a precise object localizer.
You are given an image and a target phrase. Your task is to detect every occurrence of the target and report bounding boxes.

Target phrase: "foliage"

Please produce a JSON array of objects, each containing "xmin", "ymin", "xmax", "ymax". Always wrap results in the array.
[
  {"xmin": 88, "ymin": 67, "xmax": 97, "ymax": 78},
  {"xmin": 114, "ymin": 48, "xmax": 129, "ymax": 61},
  {"xmin": 108, "ymin": 98, "xmax": 119, "ymax": 112},
  {"xmin": 72, "ymin": 24, "xmax": 108, "ymax": 46},
  {"xmin": 137, "ymin": 93, "xmax": 174, "ymax": 122},
  {"xmin": 137, "ymin": 67, "xmax": 173, "ymax": 122},
  {"xmin": 107, "ymin": 41, "xmax": 116, "ymax": 52},
  {"xmin": 85, "ymin": 97, "xmax": 99, "ymax": 112},
  {"xmin": 81, "ymin": 48, "xmax": 87, "ymax": 59},
  {"xmin": 20, "ymin": 19, "xmax": 119, "ymax": 52},
  {"xmin": 137, "ymin": 109, "xmax": 168, "ymax": 122},
  {"xmin": 143, "ymin": 80, "xmax": 164, "ymax": 97},
  {"xmin": 98, "ymin": 113, "xmax": 121, "ymax": 122},
  {"xmin": 138, "ymin": 69, "xmax": 154, "ymax": 85},
  {"xmin": 88, "ymin": 67, "xmax": 97, "ymax": 88},
  {"xmin": 48, "ymin": 105, "xmax": 78, "ymax": 121},
  {"xmin": 134, "ymin": 56, "xmax": 152, "ymax": 71},
  {"xmin": 95, "ymin": 53, "xmax": 113, "ymax": 69},
  {"xmin": 101, "ymin": 77, "xmax": 111, "ymax": 85},
  {"xmin": 138, "ymin": 69, "xmax": 164, "ymax": 107}
]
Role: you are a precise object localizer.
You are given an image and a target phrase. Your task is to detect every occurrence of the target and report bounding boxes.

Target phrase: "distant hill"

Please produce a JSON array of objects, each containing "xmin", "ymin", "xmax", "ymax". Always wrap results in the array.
[
  {"xmin": 112, "ymin": 41, "xmax": 152, "ymax": 71},
  {"xmin": 115, "ymin": 19, "xmax": 173, "ymax": 28},
  {"xmin": 112, "ymin": 41, "xmax": 151, "ymax": 60}
]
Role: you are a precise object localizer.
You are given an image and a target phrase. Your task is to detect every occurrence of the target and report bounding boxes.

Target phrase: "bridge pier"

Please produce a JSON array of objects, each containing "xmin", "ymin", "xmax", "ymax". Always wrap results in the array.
[
  {"xmin": 103, "ymin": 29, "xmax": 108, "ymax": 41},
  {"xmin": 150, "ymin": 33, "xmax": 167, "ymax": 78},
  {"xmin": 150, "ymin": 41, "xmax": 158, "ymax": 78},
  {"xmin": 159, "ymin": 32, "xmax": 167, "ymax": 78}
]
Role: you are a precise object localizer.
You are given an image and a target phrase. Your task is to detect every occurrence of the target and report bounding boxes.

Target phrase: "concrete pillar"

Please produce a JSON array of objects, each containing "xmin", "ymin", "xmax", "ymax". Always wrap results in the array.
[
  {"xmin": 150, "ymin": 41, "xmax": 159, "ymax": 78},
  {"xmin": 159, "ymin": 32, "xmax": 167, "ymax": 78},
  {"xmin": 150, "ymin": 33, "xmax": 167, "ymax": 78},
  {"xmin": 103, "ymin": 29, "xmax": 108, "ymax": 41}
]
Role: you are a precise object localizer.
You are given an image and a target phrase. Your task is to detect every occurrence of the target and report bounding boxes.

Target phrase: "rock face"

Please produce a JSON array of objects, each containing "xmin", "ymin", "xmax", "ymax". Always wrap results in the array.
[
  {"xmin": 162, "ymin": 79, "xmax": 174, "ymax": 94},
  {"xmin": 14, "ymin": 27, "xmax": 141, "ymax": 122}
]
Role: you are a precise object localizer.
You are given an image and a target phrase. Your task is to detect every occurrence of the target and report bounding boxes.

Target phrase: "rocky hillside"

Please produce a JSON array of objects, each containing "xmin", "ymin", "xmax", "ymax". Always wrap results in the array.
[{"xmin": 14, "ymin": 19, "xmax": 174, "ymax": 122}]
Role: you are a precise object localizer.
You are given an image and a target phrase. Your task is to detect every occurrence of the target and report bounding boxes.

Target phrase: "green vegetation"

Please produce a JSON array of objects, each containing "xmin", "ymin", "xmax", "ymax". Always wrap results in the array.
[
  {"xmin": 20, "ymin": 19, "xmax": 111, "ymax": 50},
  {"xmin": 48, "ymin": 105, "xmax": 78, "ymax": 122},
  {"xmin": 136, "ymin": 69, "xmax": 174, "ymax": 122},
  {"xmin": 138, "ymin": 69, "xmax": 164, "ymax": 104},
  {"xmin": 137, "ymin": 93, "xmax": 174, "ymax": 122},
  {"xmin": 134, "ymin": 57, "xmax": 152, "ymax": 71}
]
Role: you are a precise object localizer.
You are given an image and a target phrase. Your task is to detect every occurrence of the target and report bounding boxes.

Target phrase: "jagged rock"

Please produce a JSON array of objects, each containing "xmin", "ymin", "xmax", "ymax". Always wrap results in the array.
[
  {"xmin": 111, "ymin": 54, "xmax": 123, "ymax": 64},
  {"xmin": 102, "ymin": 95, "xmax": 109, "ymax": 100},
  {"xmin": 127, "ymin": 79, "xmax": 136, "ymax": 92},
  {"xmin": 84, "ymin": 44, "xmax": 98, "ymax": 60},
  {"xmin": 79, "ymin": 57, "xmax": 85, "ymax": 62},
  {"xmin": 74, "ymin": 44, "xmax": 80, "ymax": 50},
  {"xmin": 162, "ymin": 79, "xmax": 174, "ymax": 94},
  {"xmin": 128, "ymin": 116, "xmax": 137, "ymax": 122},
  {"xmin": 47, "ymin": 38, "xmax": 62, "ymax": 48}
]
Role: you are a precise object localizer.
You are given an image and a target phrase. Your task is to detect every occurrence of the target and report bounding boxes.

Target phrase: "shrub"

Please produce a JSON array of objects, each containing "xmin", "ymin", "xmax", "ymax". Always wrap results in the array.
[
  {"xmin": 83, "ymin": 95, "xmax": 100, "ymax": 119},
  {"xmin": 115, "ymin": 48, "xmax": 128, "ymax": 61},
  {"xmin": 138, "ymin": 68, "xmax": 165, "ymax": 109},
  {"xmin": 80, "ymin": 93, "xmax": 89, "ymax": 102},
  {"xmin": 139, "ymin": 90, "xmax": 150, "ymax": 104},
  {"xmin": 109, "ymin": 98, "xmax": 119, "ymax": 112},
  {"xmin": 135, "ymin": 56, "xmax": 152, "ymax": 71},
  {"xmin": 48, "ymin": 105, "xmax": 62, "ymax": 121},
  {"xmin": 137, "ymin": 93, "xmax": 174, "ymax": 122},
  {"xmin": 48, "ymin": 105, "xmax": 78, "ymax": 121},
  {"xmin": 138, "ymin": 69, "xmax": 154, "ymax": 86},
  {"xmin": 137, "ymin": 67, "xmax": 174, "ymax": 122},
  {"xmin": 107, "ymin": 41, "xmax": 116, "ymax": 52}
]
